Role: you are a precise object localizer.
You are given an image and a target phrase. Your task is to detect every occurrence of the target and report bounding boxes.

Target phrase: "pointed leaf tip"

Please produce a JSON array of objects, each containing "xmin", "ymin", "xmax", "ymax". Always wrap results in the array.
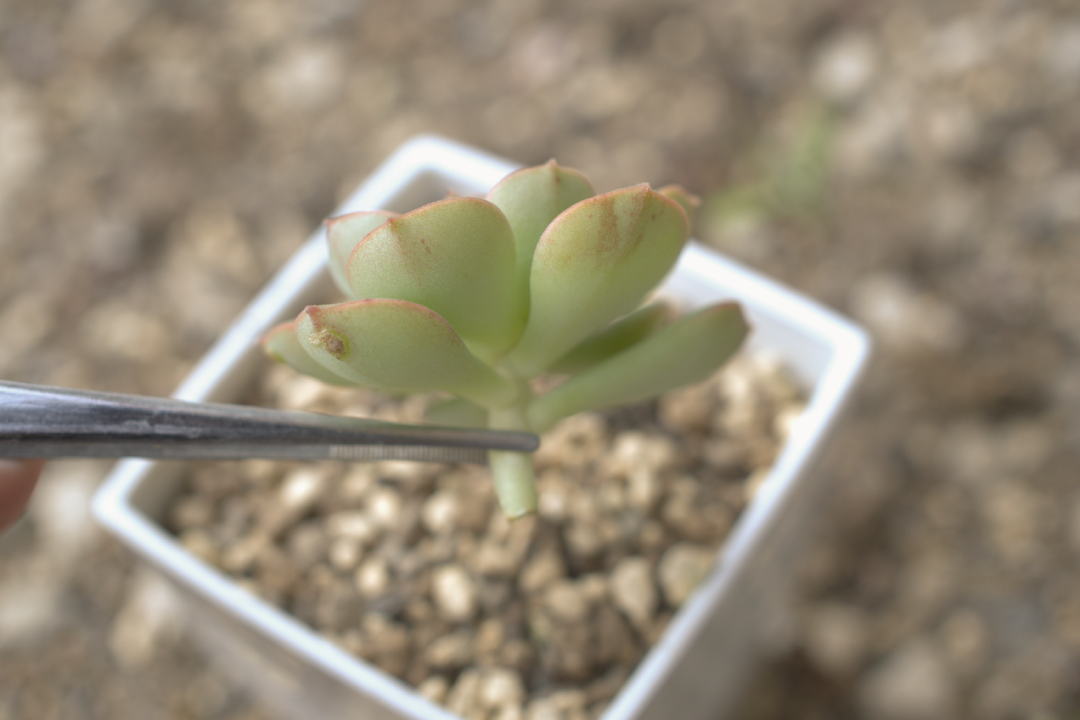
[
  {"xmin": 658, "ymin": 185, "xmax": 701, "ymax": 235},
  {"xmin": 325, "ymin": 211, "xmax": 396, "ymax": 298},
  {"xmin": 261, "ymin": 320, "xmax": 358, "ymax": 386},
  {"xmin": 505, "ymin": 183, "xmax": 689, "ymax": 377},
  {"xmin": 345, "ymin": 197, "xmax": 522, "ymax": 356},
  {"xmin": 296, "ymin": 299, "xmax": 518, "ymax": 407},
  {"xmin": 486, "ymin": 162, "xmax": 595, "ymax": 321}
]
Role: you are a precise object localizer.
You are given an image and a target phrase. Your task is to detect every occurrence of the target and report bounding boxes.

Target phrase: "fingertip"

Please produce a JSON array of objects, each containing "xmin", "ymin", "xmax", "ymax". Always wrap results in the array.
[{"xmin": 0, "ymin": 459, "xmax": 45, "ymax": 533}]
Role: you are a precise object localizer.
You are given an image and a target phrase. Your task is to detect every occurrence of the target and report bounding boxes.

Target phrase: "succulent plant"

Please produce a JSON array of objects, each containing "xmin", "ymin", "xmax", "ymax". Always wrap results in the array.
[{"xmin": 263, "ymin": 162, "xmax": 749, "ymax": 518}]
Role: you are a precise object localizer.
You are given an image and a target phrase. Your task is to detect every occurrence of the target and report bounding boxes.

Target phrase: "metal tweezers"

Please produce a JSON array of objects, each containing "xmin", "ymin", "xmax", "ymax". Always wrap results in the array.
[{"xmin": 0, "ymin": 380, "xmax": 537, "ymax": 465}]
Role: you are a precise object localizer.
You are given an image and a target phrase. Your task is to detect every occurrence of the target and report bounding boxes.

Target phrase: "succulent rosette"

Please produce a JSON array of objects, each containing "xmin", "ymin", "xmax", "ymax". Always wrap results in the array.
[{"xmin": 263, "ymin": 162, "xmax": 749, "ymax": 517}]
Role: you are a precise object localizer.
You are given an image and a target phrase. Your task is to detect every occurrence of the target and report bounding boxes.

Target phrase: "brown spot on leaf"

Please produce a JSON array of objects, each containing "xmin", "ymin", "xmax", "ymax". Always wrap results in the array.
[{"xmin": 312, "ymin": 328, "xmax": 348, "ymax": 358}]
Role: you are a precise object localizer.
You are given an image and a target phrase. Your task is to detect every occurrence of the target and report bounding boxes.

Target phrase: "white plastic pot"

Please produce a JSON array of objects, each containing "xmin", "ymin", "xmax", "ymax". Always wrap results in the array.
[{"xmin": 93, "ymin": 136, "xmax": 870, "ymax": 720}]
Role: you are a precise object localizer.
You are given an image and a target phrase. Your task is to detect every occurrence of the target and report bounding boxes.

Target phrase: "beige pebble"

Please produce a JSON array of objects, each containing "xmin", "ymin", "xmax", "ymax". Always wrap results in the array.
[
  {"xmin": 328, "ymin": 537, "xmax": 363, "ymax": 572},
  {"xmin": 432, "ymin": 564, "xmax": 479, "ymax": 623},
  {"xmin": 594, "ymin": 603, "xmax": 638, "ymax": 666},
  {"xmin": 802, "ymin": 602, "xmax": 870, "ymax": 677},
  {"xmin": 326, "ymin": 510, "xmax": 379, "ymax": 545},
  {"xmin": 578, "ymin": 573, "xmax": 608, "ymax": 604},
  {"xmin": 609, "ymin": 556, "xmax": 658, "ymax": 629},
  {"xmin": 500, "ymin": 639, "xmax": 536, "ymax": 677},
  {"xmin": 417, "ymin": 675, "xmax": 450, "ymax": 704},
  {"xmin": 367, "ymin": 487, "xmax": 404, "ymax": 530},
  {"xmin": 658, "ymin": 381, "xmax": 715, "ymax": 432},
  {"xmin": 519, "ymin": 549, "xmax": 566, "ymax": 594},
  {"xmin": 425, "ymin": 629, "xmax": 474, "ymax": 669},
  {"xmin": 421, "ymin": 490, "xmax": 459, "ymax": 535},
  {"xmin": 537, "ymin": 469, "xmax": 572, "ymax": 522},
  {"xmin": 534, "ymin": 413, "xmax": 607, "ymax": 469},
  {"xmin": 938, "ymin": 608, "xmax": 989, "ymax": 676},
  {"xmin": 278, "ymin": 467, "xmax": 327, "ymax": 513},
  {"xmin": 478, "ymin": 667, "xmax": 526, "ymax": 710},
  {"xmin": 563, "ymin": 522, "xmax": 604, "ymax": 562},
  {"xmin": 284, "ymin": 522, "xmax": 328, "ymax": 567},
  {"xmin": 219, "ymin": 533, "xmax": 266, "ymax": 574},
  {"xmin": 626, "ymin": 468, "xmax": 662, "ymax": 512},
  {"xmin": 178, "ymin": 528, "xmax": 220, "ymax": 565},
  {"xmin": 354, "ymin": 557, "xmax": 390, "ymax": 598},
  {"xmin": 492, "ymin": 703, "xmax": 525, "ymax": 720},
  {"xmin": 857, "ymin": 637, "xmax": 957, "ymax": 720},
  {"xmin": 604, "ymin": 431, "xmax": 678, "ymax": 475},
  {"xmin": 446, "ymin": 667, "xmax": 483, "ymax": 718},
  {"xmin": 660, "ymin": 483, "xmax": 714, "ymax": 542},
  {"xmin": 339, "ymin": 465, "xmax": 376, "ymax": 503},
  {"xmin": 472, "ymin": 618, "xmax": 505, "ymax": 662},
  {"xmin": 657, "ymin": 543, "xmax": 714, "ymax": 606},
  {"xmin": 544, "ymin": 579, "xmax": 592, "ymax": 624},
  {"xmin": 169, "ymin": 495, "xmax": 215, "ymax": 530},
  {"xmin": 472, "ymin": 541, "xmax": 517, "ymax": 578},
  {"xmin": 359, "ymin": 615, "xmax": 412, "ymax": 679}
]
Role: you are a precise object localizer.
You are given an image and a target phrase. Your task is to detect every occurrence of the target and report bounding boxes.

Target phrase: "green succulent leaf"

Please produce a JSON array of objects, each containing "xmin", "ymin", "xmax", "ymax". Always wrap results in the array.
[
  {"xmin": 528, "ymin": 302, "xmax": 749, "ymax": 433},
  {"xmin": 295, "ymin": 299, "xmax": 518, "ymax": 408},
  {"xmin": 325, "ymin": 211, "xmax": 397, "ymax": 298},
  {"xmin": 424, "ymin": 397, "xmax": 488, "ymax": 428},
  {"xmin": 486, "ymin": 160, "xmax": 595, "ymax": 316},
  {"xmin": 658, "ymin": 185, "xmax": 700, "ymax": 237},
  {"xmin": 505, "ymin": 184, "xmax": 689, "ymax": 378},
  {"xmin": 262, "ymin": 321, "xmax": 359, "ymax": 386},
  {"xmin": 548, "ymin": 302, "xmax": 672, "ymax": 375},
  {"xmin": 345, "ymin": 197, "xmax": 521, "ymax": 358}
]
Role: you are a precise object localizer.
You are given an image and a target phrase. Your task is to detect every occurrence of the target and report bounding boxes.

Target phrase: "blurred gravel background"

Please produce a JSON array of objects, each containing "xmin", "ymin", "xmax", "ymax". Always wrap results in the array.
[{"xmin": 1, "ymin": 0, "xmax": 1079, "ymax": 718}]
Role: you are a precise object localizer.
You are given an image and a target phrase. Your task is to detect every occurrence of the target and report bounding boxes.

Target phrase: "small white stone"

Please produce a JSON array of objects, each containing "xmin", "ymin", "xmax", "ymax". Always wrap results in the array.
[
  {"xmin": 472, "ymin": 541, "xmax": 516, "ymax": 578},
  {"xmin": 425, "ymin": 629, "xmax": 474, "ymax": 669},
  {"xmin": 278, "ymin": 467, "xmax": 327, "ymax": 513},
  {"xmin": 938, "ymin": 608, "xmax": 990, "ymax": 676},
  {"xmin": 478, "ymin": 667, "xmax": 526, "ymax": 710},
  {"xmin": 813, "ymin": 32, "xmax": 878, "ymax": 104},
  {"xmin": 858, "ymin": 638, "xmax": 957, "ymax": 720},
  {"xmin": 285, "ymin": 523, "xmax": 327, "ymax": 567},
  {"xmin": 328, "ymin": 537, "xmax": 363, "ymax": 572},
  {"xmin": 544, "ymin": 579, "xmax": 591, "ymax": 624},
  {"xmin": 417, "ymin": 675, "xmax": 450, "ymax": 704},
  {"xmin": 446, "ymin": 668, "xmax": 483, "ymax": 718},
  {"xmin": 519, "ymin": 549, "xmax": 566, "ymax": 594},
  {"xmin": 354, "ymin": 557, "xmax": 390, "ymax": 598},
  {"xmin": 421, "ymin": 489, "xmax": 459, "ymax": 535},
  {"xmin": 492, "ymin": 703, "xmax": 525, "ymax": 720},
  {"xmin": 432, "ymin": 564, "xmax": 479, "ymax": 623},
  {"xmin": 107, "ymin": 570, "xmax": 184, "ymax": 668},
  {"xmin": 609, "ymin": 556, "xmax": 658, "ymax": 629},
  {"xmin": 604, "ymin": 431, "xmax": 678, "ymax": 475},
  {"xmin": 326, "ymin": 510, "xmax": 378, "ymax": 545},
  {"xmin": 626, "ymin": 468, "xmax": 661, "ymax": 512},
  {"xmin": 537, "ymin": 469, "xmax": 572, "ymax": 522},
  {"xmin": 367, "ymin": 487, "xmax": 403, "ymax": 530},
  {"xmin": 802, "ymin": 602, "xmax": 869, "ymax": 677},
  {"xmin": 472, "ymin": 618, "xmax": 506, "ymax": 660},
  {"xmin": 657, "ymin": 543, "xmax": 714, "ymax": 607},
  {"xmin": 339, "ymin": 465, "xmax": 375, "ymax": 502}
]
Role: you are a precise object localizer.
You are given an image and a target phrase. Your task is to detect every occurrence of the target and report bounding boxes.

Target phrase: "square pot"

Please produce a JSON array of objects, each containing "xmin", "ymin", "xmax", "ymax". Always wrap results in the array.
[{"xmin": 93, "ymin": 136, "xmax": 870, "ymax": 720}]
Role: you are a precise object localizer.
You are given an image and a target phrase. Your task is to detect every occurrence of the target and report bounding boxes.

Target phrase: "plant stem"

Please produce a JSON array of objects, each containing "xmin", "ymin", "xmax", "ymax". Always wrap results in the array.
[
  {"xmin": 487, "ymin": 450, "xmax": 537, "ymax": 519},
  {"xmin": 487, "ymin": 379, "xmax": 537, "ymax": 518}
]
